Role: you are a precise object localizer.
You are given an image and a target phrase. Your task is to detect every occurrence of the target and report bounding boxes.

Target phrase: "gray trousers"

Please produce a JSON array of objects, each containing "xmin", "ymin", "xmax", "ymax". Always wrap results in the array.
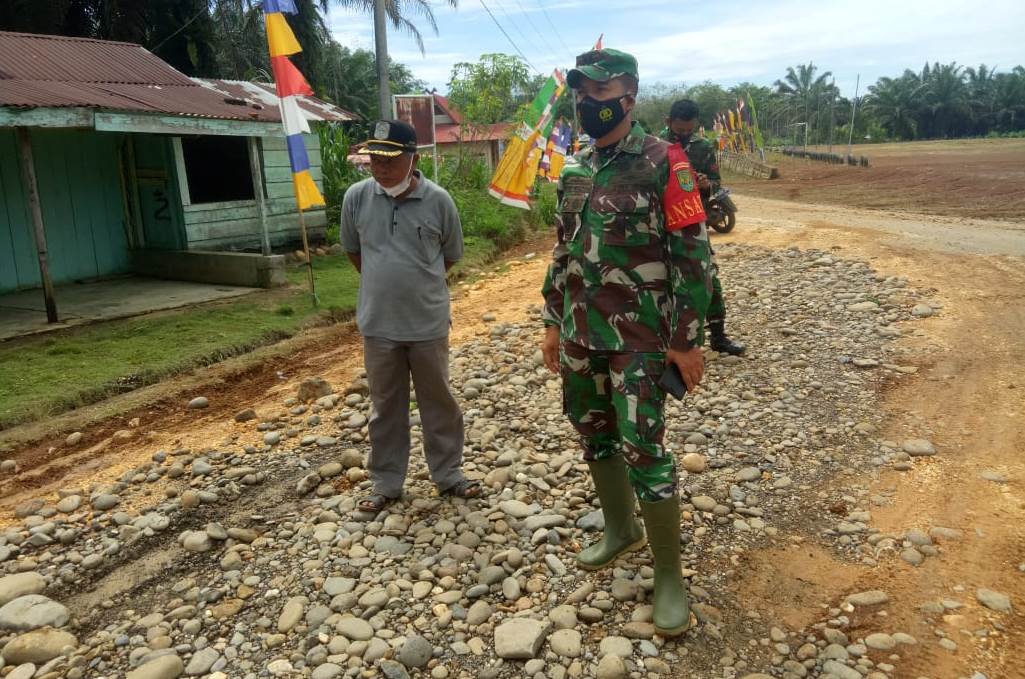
[{"xmin": 362, "ymin": 335, "xmax": 465, "ymax": 497}]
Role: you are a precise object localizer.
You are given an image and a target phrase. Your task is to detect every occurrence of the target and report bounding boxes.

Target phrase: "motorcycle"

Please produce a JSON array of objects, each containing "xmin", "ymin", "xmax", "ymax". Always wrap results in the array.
[{"xmin": 704, "ymin": 186, "xmax": 738, "ymax": 234}]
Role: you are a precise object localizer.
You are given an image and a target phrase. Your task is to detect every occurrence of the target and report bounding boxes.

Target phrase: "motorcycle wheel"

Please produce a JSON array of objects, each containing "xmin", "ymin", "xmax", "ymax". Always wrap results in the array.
[{"xmin": 711, "ymin": 210, "xmax": 736, "ymax": 234}]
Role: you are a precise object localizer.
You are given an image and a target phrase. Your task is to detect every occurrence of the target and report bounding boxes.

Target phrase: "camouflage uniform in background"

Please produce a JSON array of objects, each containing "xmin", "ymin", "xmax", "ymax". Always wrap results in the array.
[
  {"xmin": 542, "ymin": 121, "xmax": 713, "ymax": 502},
  {"xmin": 659, "ymin": 128, "xmax": 726, "ymax": 323}
]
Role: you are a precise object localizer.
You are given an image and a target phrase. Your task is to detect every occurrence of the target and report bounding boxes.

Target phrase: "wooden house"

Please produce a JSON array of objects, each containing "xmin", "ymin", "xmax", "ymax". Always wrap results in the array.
[{"xmin": 0, "ymin": 30, "xmax": 356, "ymax": 318}]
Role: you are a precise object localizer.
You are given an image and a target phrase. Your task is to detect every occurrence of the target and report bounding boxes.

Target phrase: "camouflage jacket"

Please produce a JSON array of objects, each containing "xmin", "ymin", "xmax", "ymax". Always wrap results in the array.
[
  {"xmin": 542, "ymin": 122, "xmax": 713, "ymax": 353},
  {"xmin": 657, "ymin": 128, "xmax": 721, "ymax": 184}
]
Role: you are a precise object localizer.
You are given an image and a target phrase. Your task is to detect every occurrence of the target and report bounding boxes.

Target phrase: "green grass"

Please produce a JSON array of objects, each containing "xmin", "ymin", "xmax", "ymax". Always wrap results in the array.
[
  {"xmin": 0, "ymin": 182, "xmax": 555, "ymax": 432},
  {"xmin": 287, "ymin": 253, "xmax": 362, "ymax": 311},
  {"xmin": 0, "ymin": 256, "xmax": 362, "ymax": 431}
]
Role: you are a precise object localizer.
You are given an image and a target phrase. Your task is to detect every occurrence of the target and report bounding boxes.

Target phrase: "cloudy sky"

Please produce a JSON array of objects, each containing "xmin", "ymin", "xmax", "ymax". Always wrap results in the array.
[{"xmin": 325, "ymin": 0, "xmax": 1025, "ymax": 97}]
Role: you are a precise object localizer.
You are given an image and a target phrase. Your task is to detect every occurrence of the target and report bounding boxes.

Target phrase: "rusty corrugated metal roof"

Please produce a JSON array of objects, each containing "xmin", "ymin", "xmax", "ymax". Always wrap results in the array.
[
  {"xmin": 0, "ymin": 30, "xmax": 194, "ymax": 85},
  {"xmin": 0, "ymin": 30, "xmax": 358, "ymax": 124},
  {"xmin": 195, "ymin": 79, "xmax": 357, "ymax": 123}
]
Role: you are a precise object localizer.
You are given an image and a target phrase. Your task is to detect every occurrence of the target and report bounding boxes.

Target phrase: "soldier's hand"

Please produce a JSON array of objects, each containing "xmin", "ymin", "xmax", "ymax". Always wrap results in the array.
[
  {"xmin": 542, "ymin": 326, "xmax": 561, "ymax": 374},
  {"xmin": 667, "ymin": 347, "xmax": 704, "ymax": 391}
]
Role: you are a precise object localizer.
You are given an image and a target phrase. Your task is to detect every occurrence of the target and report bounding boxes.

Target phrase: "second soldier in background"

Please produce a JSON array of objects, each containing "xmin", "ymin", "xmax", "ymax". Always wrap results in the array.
[{"xmin": 661, "ymin": 99, "xmax": 746, "ymax": 355}]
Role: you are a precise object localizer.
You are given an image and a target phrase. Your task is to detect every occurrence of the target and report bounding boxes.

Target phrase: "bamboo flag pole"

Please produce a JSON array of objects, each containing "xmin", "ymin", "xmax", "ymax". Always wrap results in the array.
[
  {"xmin": 294, "ymin": 196, "xmax": 318, "ymax": 306},
  {"xmin": 264, "ymin": 0, "xmax": 324, "ymax": 307}
]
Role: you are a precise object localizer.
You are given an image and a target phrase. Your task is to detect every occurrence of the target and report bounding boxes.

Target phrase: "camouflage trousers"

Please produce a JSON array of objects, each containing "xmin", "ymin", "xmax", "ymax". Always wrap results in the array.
[
  {"xmin": 708, "ymin": 263, "xmax": 726, "ymax": 324},
  {"xmin": 561, "ymin": 341, "xmax": 677, "ymax": 502}
]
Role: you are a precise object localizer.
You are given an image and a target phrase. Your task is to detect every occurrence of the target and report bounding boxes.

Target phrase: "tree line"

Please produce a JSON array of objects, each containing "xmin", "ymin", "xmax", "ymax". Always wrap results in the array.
[
  {"xmin": 4, "ymin": 3, "xmax": 1023, "ymax": 144},
  {"xmin": 634, "ymin": 61, "xmax": 1025, "ymax": 145}
]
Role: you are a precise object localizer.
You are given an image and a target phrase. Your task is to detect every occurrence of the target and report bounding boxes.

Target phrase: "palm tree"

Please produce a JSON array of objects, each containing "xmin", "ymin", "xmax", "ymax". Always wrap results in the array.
[
  {"xmin": 774, "ymin": 62, "xmax": 833, "ymax": 140},
  {"xmin": 323, "ymin": 0, "xmax": 457, "ymax": 55},
  {"xmin": 993, "ymin": 67, "xmax": 1025, "ymax": 131},
  {"xmin": 966, "ymin": 64, "xmax": 998, "ymax": 133},
  {"xmin": 865, "ymin": 75, "xmax": 921, "ymax": 140},
  {"xmin": 919, "ymin": 61, "xmax": 969, "ymax": 138}
]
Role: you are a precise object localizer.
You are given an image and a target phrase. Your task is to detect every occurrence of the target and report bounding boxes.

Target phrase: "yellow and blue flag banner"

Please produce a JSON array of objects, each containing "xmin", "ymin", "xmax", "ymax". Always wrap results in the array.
[
  {"xmin": 263, "ymin": 0, "xmax": 324, "ymax": 210},
  {"xmin": 538, "ymin": 119, "xmax": 572, "ymax": 182},
  {"xmin": 489, "ymin": 70, "xmax": 566, "ymax": 209}
]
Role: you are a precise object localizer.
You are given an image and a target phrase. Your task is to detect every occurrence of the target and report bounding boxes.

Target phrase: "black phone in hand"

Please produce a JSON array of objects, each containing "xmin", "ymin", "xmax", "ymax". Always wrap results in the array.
[{"xmin": 658, "ymin": 363, "xmax": 688, "ymax": 400}]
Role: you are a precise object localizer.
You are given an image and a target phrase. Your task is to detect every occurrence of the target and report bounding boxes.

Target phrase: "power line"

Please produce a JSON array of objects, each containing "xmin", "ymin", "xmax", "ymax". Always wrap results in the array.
[
  {"xmin": 150, "ymin": 5, "xmax": 207, "ymax": 54},
  {"xmin": 534, "ymin": 0, "xmax": 574, "ymax": 62},
  {"xmin": 494, "ymin": 0, "xmax": 546, "ymax": 67},
  {"xmin": 477, "ymin": 0, "xmax": 541, "ymax": 74},
  {"xmin": 511, "ymin": 0, "xmax": 555, "ymax": 58},
  {"xmin": 513, "ymin": 0, "xmax": 544, "ymax": 37}
]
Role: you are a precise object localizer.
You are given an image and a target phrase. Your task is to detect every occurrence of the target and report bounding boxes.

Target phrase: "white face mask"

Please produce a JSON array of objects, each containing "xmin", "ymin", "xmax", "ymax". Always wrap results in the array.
[{"xmin": 378, "ymin": 156, "xmax": 415, "ymax": 197}]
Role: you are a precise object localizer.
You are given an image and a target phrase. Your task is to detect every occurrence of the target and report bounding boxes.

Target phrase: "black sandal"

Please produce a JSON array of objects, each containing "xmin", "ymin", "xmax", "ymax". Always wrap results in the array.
[
  {"xmin": 358, "ymin": 493, "xmax": 398, "ymax": 512},
  {"xmin": 440, "ymin": 479, "xmax": 482, "ymax": 499}
]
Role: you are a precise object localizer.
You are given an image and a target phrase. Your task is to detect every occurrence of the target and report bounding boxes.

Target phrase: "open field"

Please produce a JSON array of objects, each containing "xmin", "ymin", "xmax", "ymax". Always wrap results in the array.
[{"xmin": 725, "ymin": 138, "xmax": 1025, "ymax": 221}]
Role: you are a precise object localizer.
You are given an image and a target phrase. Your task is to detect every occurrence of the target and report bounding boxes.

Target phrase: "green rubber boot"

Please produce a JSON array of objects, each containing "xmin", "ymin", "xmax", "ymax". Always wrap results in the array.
[
  {"xmin": 577, "ymin": 456, "xmax": 646, "ymax": 570},
  {"xmin": 639, "ymin": 495, "xmax": 691, "ymax": 636}
]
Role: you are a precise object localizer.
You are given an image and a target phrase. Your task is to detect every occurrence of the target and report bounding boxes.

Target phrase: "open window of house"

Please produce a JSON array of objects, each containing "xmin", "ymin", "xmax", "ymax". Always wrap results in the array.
[{"xmin": 173, "ymin": 135, "xmax": 256, "ymax": 206}]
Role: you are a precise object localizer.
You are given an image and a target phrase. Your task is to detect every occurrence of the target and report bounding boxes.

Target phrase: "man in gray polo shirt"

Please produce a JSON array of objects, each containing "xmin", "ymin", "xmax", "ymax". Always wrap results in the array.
[{"xmin": 341, "ymin": 119, "xmax": 481, "ymax": 512}]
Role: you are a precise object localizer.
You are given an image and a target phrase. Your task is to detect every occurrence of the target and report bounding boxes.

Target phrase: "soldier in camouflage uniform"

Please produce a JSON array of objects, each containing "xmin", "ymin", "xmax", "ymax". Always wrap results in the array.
[
  {"xmin": 659, "ymin": 99, "xmax": 746, "ymax": 356},
  {"xmin": 540, "ymin": 48, "xmax": 712, "ymax": 637}
]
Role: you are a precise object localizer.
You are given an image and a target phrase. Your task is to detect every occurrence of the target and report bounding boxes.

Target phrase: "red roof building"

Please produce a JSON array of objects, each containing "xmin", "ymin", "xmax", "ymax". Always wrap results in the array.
[{"xmin": 431, "ymin": 93, "xmax": 512, "ymax": 171}]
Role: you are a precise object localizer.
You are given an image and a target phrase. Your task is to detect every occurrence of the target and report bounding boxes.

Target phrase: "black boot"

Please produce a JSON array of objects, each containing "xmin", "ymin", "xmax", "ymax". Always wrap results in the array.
[{"xmin": 708, "ymin": 320, "xmax": 745, "ymax": 356}]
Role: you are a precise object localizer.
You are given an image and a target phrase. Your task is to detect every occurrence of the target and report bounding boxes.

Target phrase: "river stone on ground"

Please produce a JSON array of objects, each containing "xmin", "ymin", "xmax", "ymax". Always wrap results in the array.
[{"xmin": 0, "ymin": 246, "xmax": 950, "ymax": 679}]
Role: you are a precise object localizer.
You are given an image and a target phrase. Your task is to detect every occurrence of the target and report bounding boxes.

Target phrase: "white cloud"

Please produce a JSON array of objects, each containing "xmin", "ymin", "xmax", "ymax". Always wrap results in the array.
[
  {"xmin": 323, "ymin": 0, "xmax": 1025, "ymax": 93},
  {"xmin": 627, "ymin": 0, "xmax": 1025, "ymax": 91}
]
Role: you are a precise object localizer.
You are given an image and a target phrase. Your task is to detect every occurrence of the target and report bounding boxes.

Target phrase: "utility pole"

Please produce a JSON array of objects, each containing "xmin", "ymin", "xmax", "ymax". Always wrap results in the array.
[
  {"xmin": 828, "ymin": 78, "xmax": 835, "ymax": 154},
  {"xmin": 374, "ymin": 0, "xmax": 391, "ymax": 118},
  {"xmin": 846, "ymin": 73, "xmax": 860, "ymax": 157}
]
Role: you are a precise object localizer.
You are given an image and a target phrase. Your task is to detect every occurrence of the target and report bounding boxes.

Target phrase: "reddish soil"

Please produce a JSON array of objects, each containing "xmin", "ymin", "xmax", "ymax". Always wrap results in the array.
[{"xmin": 727, "ymin": 138, "xmax": 1025, "ymax": 221}]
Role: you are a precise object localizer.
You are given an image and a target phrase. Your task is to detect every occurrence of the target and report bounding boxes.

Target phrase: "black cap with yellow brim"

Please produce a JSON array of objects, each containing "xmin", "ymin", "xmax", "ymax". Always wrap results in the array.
[{"xmin": 364, "ymin": 119, "xmax": 418, "ymax": 157}]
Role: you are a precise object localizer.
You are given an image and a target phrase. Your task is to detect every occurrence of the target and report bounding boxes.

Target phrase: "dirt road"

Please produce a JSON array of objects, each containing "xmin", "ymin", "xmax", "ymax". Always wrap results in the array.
[
  {"xmin": 1, "ymin": 193, "xmax": 1023, "ymax": 678},
  {"xmin": 718, "ymin": 195, "xmax": 1025, "ymax": 679}
]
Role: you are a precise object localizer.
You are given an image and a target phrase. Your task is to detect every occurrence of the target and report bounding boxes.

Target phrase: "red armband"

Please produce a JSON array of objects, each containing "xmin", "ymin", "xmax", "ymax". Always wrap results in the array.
[{"xmin": 663, "ymin": 144, "xmax": 707, "ymax": 232}]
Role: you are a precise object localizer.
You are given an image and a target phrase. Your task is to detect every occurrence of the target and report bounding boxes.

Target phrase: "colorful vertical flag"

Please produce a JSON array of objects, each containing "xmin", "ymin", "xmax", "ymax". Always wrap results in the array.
[
  {"xmin": 746, "ymin": 92, "xmax": 765, "ymax": 151},
  {"xmin": 488, "ymin": 70, "xmax": 567, "ymax": 209},
  {"xmin": 538, "ymin": 118, "xmax": 572, "ymax": 181},
  {"xmin": 263, "ymin": 0, "xmax": 324, "ymax": 210},
  {"xmin": 593, "ymin": 33, "xmax": 604, "ymax": 50}
]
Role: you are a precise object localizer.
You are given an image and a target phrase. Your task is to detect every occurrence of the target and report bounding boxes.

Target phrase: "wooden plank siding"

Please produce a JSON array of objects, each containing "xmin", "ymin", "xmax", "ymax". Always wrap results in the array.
[
  {"xmin": 0, "ymin": 128, "xmax": 129, "ymax": 293},
  {"xmin": 181, "ymin": 133, "xmax": 328, "ymax": 251},
  {"xmin": 0, "ymin": 129, "xmax": 36, "ymax": 292}
]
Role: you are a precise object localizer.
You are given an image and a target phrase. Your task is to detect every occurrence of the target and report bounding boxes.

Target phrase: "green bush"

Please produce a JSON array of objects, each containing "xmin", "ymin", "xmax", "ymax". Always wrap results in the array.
[
  {"xmin": 532, "ymin": 182, "xmax": 557, "ymax": 230},
  {"xmin": 450, "ymin": 187, "xmax": 524, "ymax": 244},
  {"xmin": 323, "ymin": 146, "xmax": 553, "ymax": 253},
  {"xmin": 319, "ymin": 124, "xmax": 365, "ymax": 243}
]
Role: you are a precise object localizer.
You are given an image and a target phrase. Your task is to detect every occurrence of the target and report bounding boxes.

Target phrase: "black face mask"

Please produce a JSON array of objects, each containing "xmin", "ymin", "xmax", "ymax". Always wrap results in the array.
[{"xmin": 577, "ymin": 95, "xmax": 628, "ymax": 139}]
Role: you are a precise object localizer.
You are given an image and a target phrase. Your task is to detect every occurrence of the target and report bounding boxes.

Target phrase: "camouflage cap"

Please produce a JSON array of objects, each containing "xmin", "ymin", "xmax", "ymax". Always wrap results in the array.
[{"xmin": 567, "ymin": 48, "xmax": 639, "ymax": 89}]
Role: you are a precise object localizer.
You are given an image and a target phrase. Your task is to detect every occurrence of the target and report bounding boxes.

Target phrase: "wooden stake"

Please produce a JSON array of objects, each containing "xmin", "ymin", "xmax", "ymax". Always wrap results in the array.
[
  {"xmin": 16, "ymin": 127, "xmax": 58, "ymax": 323},
  {"xmin": 292, "ymin": 181, "xmax": 318, "ymax": 306},
  {"xmin": 297, "ymin": 206, "xmax": 317, "ymax": 305},
  {"xmin": 248, "ymin": 136, "xmax": 271, "ymax": 256}
]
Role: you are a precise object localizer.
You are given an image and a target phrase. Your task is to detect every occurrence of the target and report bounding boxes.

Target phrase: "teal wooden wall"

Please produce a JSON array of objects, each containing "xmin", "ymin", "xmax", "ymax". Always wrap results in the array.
[
  {"xmin": 134, "ymin": 134, "xmax": 186, "ymax": 251},
  {"xmin": 182, "ymin": 133, "xmax": 326, "ymax": 251},
  {"xmin": 0, "ymin": 130, "xmax": 34, "ymax": 293},
  {"xmin": 0, "ymin": 127, "xmax": 328, "ymax": 294},
  {"xmin": 0, "ymin": 128, "xmax": 129, "ymax": 293}
]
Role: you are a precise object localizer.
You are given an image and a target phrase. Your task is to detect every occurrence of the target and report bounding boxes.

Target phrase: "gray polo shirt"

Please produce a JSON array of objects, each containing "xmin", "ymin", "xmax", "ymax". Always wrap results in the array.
[{"xmin": 341, "ymin": 172, "xmax": 463, "ymax": 341}]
